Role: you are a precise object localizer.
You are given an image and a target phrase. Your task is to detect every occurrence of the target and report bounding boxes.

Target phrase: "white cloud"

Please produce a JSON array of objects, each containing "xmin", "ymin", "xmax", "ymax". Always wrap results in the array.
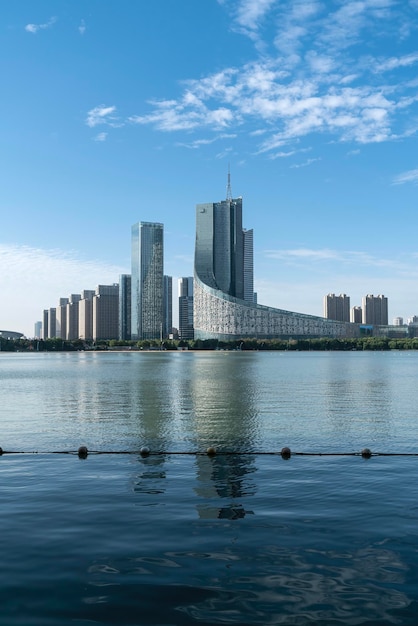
[
  {"xmin": 263, "ymin": 247, "xmax": 416, "ymax": 272},
  {"xmin": 176, "ymin": 133, "xmax": 236, "ymax": 149},
  {"xmin": 0, "ymin": 244, "xmax": 126, "ymax": 337},
  {"xmin": 392, "ymin": 168, "xmax": 418, "ymax": 185},
  {"xmin": 94, "ymin": 132, "xmax": 107, "ymax": 142},
  {"xmin": 93, "ymin": 2, "xmax": 418, "ymax": 153},
  {"xmin": 78, "ymin": 19, "xmax": 86, "ymax": 35},
  {"xmin": 86, "ymin": 105, "xmax": 118, "ymax": 128},
  {"xmin": 25, "ymin": 17, "xmax": 57, "ymax": 33},
  {"xmin": 229, "ymin": 0, "xmax": 277, "ymax": 47},
  {"xmin": 290, "ymin": 157, "xmax": 321, "ymax": 168},
  {"xmin": 374, "ymin": 53, "xmax": 418, "ymax": 73}
]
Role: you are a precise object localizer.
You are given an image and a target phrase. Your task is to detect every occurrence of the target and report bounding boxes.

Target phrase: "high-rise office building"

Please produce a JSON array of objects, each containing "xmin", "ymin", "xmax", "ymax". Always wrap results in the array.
[
  {"xmin": 178, "ymin": 277, "xmax": 194, "ymax": 340},
  {"xmin": 163, "ymin": 275, "xmax": 173, "ymax": 338},
  {"xmin": 93, "ymin": 284, "xmax": 119, "ymax": 341},
  {"xmin": 243, "ymin": 228, "xmax": 254, "ymax": 303},
  {"xmin": 119, "ymin": 274, "xmax": 132, "ymax": 341},
  {"xmin": 324, "ymin": 294, "xmax": 350, "ymax": 322},
  {"xmin": 195, "ymin": 197, "xmax": 244, "ymax": 299},
  {"xmin": 131, "ymin": 222, "xmax": 164, "ymax": 340},
  {"xmin": 362, "ymin": 294, "xmax": 388, "ymax": 325}
]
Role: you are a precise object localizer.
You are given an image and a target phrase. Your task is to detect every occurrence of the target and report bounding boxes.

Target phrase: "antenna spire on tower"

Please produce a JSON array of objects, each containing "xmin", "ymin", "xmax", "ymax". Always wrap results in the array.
[{"xmin": 226, "ymin": 163, "xmax": 232, "ymax": 202}]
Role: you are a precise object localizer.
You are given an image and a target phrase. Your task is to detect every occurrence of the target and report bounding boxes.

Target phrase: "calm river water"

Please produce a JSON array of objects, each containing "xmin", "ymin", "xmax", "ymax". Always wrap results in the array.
[{"xmin": 1, "ymin": 350, "xmax": 418, "ymax": 625}]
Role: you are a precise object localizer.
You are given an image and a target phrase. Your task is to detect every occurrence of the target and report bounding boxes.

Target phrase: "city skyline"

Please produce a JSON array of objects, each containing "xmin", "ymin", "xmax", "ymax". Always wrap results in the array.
[{"xmin": 2, "ymin": 1, "xmax": 418, "ymax": 337}]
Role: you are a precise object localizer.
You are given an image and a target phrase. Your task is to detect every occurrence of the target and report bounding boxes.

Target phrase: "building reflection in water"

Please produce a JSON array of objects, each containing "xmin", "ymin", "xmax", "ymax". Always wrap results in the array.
[
  {"xmin": 185, "ymin": 353, "xmax": 259, "ymax": 519},
  {"xmin": 132, "ymin": 454, "xmax": 167, "ymax": 496},
  {"xmin": 194, "ymin": 453, "xmax": 256, "ymax": 519}
]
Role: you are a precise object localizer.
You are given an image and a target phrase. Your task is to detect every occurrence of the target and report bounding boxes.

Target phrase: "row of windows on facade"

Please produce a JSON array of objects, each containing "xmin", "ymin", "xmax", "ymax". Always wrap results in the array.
[
  {"xmin": 38, "ymin": 276, "xmax": 195, "ymax": 341},
  {"xmin": 323, "ymin": 293, "xmax": 395, "ymax": 325}
]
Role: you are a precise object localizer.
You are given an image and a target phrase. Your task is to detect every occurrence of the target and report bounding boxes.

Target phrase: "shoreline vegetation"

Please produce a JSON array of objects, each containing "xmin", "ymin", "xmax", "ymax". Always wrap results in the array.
[{"xmin": 2, "ymin": 336, "xmax": 418, "ymax": 352}]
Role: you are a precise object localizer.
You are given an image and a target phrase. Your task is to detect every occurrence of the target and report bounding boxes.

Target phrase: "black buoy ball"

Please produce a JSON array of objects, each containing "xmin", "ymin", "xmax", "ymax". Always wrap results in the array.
[
  {"xmin": 78, "ymin": 445, "xmax": 88, "ymax": 458},
  {"xmin": 281, "ymin": 446, "xmax": 291, "ymax": 459},
  {"xmin": 361, "ymin": 448, "xmax": 372, "ymax": 459}
]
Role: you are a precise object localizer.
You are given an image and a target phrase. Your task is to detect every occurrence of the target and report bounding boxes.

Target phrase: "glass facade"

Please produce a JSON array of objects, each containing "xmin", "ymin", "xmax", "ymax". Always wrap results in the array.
[
  {"xmin": 131, "ymin": 222, "xmax": 164, "ymax": 340},
  {"xmin": 194, "ymin": 196, "xmax": 361, "ymax": 340},
  {"xmin": 119, "ymin": 274, "xmax": 131, "ymax": 340},
  {"xmin": 178, "ymin": 277, "xmax": 194, "ymax": 340},
  {"xmin": 163, "ymin": 275, "xmax": 172, "ymax": 338},
  {"xmin": 195, "ymin": 198, "xmax": 244, "ymax": 299}
]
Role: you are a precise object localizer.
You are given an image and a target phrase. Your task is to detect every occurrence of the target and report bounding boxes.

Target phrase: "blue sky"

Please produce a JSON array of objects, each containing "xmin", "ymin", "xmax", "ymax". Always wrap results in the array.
[{"xmin": 2, "ymin": 0, "xmax": 418, "ymax": 337}]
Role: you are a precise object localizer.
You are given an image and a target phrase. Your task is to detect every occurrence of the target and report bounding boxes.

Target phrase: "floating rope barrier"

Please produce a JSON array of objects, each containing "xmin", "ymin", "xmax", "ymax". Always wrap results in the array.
[{"xmin": 0, "ymin": 446, "xmax": 418, "ymax": 458}]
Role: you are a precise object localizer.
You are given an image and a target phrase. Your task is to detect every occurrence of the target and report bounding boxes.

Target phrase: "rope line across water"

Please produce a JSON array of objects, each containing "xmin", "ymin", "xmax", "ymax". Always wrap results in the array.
[{"xmin": 0, "ymin": 446, "xmax": 418, "ymax": 458}]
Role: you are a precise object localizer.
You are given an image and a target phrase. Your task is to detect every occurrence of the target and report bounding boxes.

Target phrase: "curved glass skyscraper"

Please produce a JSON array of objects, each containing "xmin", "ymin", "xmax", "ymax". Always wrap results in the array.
[{"xmin": 194, "ymin": 196, "xmax": 359, "ymax": 341}]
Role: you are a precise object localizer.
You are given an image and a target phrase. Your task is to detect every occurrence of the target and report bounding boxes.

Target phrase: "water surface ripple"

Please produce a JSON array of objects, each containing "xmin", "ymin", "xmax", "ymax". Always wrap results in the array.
[{"xmin": 1, "ymin": 351, "xmax": 418, "ymax": 624}]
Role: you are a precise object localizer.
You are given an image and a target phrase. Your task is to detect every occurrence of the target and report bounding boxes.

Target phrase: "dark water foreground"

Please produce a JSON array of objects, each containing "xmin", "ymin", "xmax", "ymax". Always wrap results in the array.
[
  {"xmin": 1, "ymin": 351, "xmax": 418, "ymax": 624},
  {"xmin": 1, "ymin": 453, "xmax": 418, "ymax": 625}
]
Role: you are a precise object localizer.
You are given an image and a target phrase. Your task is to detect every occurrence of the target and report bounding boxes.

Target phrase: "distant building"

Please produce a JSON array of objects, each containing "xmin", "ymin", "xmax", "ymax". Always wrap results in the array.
[
  {"xmin": 407, "ymin": 316, "xmax": 418, "ymax": 325},
  {"xmin": 131, "ymin": 221, "xmax": 164, "ymax": 340},
  {"xmin": 34, "ymin": 321, "xmax": 42, "ymax": 339},
  {"xmin": 48, "ymin": 308, "xmax": 57, "ymax": 338},
  {"xmin": 42, "ymin": 310, "xmax": 49, "ymax": 339},
  {"xmin": 93, "ymin": 284, "xmax": 119, "ymax": 341},
  {"xmin": 119, "ymin": 274, "xmax": 131, "ymax": 341},
  {"xmin": 178, "ymin": 277, "xmax": 194, "ymax": 340},
  {"xmin": 56, "ymin": 298, "xmax": 69, "ymax": 339},
  {"xmin": 0, "ymin": 330, "xmax": 24, "ymax": 340},
  {"xmin": 350, "ymin": 306, "xmax": 362, "ymax": 324},
  {"xmin": 79, "ymin": 290, "xmax": 95, "ymax": 340},
  {"xmin": 362, "ymin": 294, "xmax": 388, "ymax": 325},
  {"xmin": 324, "ymin": 294, "xmax": 350, "ymax": 322},
  {"xmin": 66, "ymin": 294, "xmax": 81, "ymax": 340},
  {"xmin": 393, "ymin": 317, "xmax": 403, "ymax": 326},
  {"xmin": 163, "ymin": 275, "xmax": 173, "ymax": 338}
]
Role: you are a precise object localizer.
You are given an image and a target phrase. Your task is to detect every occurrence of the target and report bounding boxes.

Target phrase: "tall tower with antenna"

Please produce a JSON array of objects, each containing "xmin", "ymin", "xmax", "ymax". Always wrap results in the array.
[{"xmin": 226, "ymin": 164, "xmax": 232, "ymax": 202}]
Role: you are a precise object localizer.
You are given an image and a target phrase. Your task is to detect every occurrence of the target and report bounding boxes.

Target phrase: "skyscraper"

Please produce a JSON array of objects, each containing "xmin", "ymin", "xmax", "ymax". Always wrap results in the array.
[
  {"xmin": 66, "ymin": 294, "xmax": 81, "ymax": 340},
  {"xmin": 194, "ymin": 184, "xmax": 359, "ymax": 341},
  {"xmin": 42, "ymin": 309, "xmax": 49, "ymax": 339},
  {"xmin": 93, "ymin": 284, "xmax": 119, "ymax": 340},
  {"xmin": 48, "ymin": 308, "xmax": 57, "ymax": 338},
  {"xmin": 131, "ymin": 222, "xmax": 164, "ymax": 340},
  {"xmin": 119, "ymin": 274, "xmax": 131, "ymax": 340},
  {"xmin": 163, "ymin": 275, "xmax": 173, "ymax": 338},
  {"xmin": 79, "ymin": 290, "xmax": 95, "ymax": 340},
  {"xmin": 56, "ymin": 297, "xmax": 69, "ymax": 339},
  {"xmin": 195, "ymin": 197, "xmax": 244, "ymax": 299},
  {"xmin": 178, "ymin": 277, "xmax": 194, "ymax": 340}
]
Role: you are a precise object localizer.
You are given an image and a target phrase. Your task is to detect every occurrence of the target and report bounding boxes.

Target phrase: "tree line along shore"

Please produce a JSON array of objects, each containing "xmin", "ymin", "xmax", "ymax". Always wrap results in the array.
[{"xmin": 2, "ymin": 336, "xmax": 418, "ymax": 352}]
